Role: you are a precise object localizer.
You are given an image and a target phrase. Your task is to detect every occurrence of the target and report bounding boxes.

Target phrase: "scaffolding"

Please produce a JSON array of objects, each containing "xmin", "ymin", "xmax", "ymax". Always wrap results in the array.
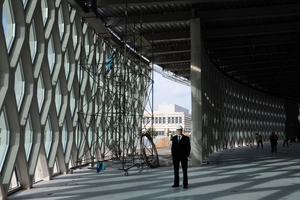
[{"xmin": 71, "ymin": 5, "xmax": 159, "ymax": 175}]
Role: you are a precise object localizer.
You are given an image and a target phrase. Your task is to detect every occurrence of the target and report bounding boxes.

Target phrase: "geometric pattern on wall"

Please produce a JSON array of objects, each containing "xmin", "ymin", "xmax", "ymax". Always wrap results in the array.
[
  {"xmin": 0, "ymin": 0, "xmax": 151, "ymax": 198},
  {"xmin": 199, "ymin": 40, "xmax": 299, "ymax": 158}
]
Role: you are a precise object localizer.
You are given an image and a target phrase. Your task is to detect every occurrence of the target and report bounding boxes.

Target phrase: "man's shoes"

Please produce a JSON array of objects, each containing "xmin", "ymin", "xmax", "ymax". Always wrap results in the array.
[
  {"xmin": 183, "ymin": 185, "xmax": 188, "ymax": 188},
  {"xmin": 172, "ymin": 185, "xmax": 179, "ymax": 188}
]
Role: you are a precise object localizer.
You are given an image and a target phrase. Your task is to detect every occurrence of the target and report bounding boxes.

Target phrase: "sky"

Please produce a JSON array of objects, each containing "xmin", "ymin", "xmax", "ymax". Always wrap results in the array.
[{"xmin": 151, "ymin": 71, "xmax": 191, "ymax": 114}]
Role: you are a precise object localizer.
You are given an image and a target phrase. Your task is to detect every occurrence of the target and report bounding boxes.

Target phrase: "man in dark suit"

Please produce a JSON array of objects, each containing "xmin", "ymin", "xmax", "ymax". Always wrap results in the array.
[
  {"xmin": 171, "ymin": 125, "xmax": 191, "ymax": 188},
  {"xmin": 270, "ymin": 131, "xmax": 278, "ymax": 153}
]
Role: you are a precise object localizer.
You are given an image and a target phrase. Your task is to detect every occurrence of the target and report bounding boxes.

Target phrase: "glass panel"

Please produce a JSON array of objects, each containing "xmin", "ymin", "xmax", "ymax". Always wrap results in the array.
[
  {"xmin": 58, "ymin": 6, "xmax": 64, "ymax": 40},
  {"xmin": 15, "ymin": 61, "xmax": 25, "ymax": 111},
  {"xmin": 29, "ymin": 19, "xmax": 37, "ymax": 62},
  {"xmin": 41, "ymin": 0, "xmax": 48, "ymax": 26},
  {"xmin": 83, "ymin": 94, "xmax": 87, "ymax": 114},
  {"xmin": 2, "ymin": 0, "xmax": 16, "ymax": 52},
  {"xmin": 68, "ymin": 3, "xmax": 72, "ymax": 11},
  {"xmin": 62, "ymin": 121, "xmax": 67, "ymax": 152},
  {"xmin": 84, "ymin": 33, "xmax": 89, "ymax": 57},
  {"xmin": 94, "ymin": 96, "xmax": 98, "ymax": 117},
  {"xmin": 88, "ymin": 128, "xmax": 92, "ymax": 148},
  {"xmin": 0, "ymin": 107, "xmax": 9, "ymax": 172},
  {"xmin": 75, "ymin": 124, "xmax": 81, "ymax": 148},
  {"xmin": 70, "ymin": 87, "xmax": 76, "ymax": 115},
  {"xmin": 53, "ymin": 158, "xmax": 60, "ymax": 173},
  {"xmin": 8, "ymin": 167, "xmax": 20, "ymax": 191},
  {"xmin": 64, "ymin": 49, "xmax": 70, "ymax": 79},
  {"xmin": 98, "ymin": 126, "xmax": 103, "ymax": 149},
  {"xmin": 89, "ymin": 65, "xmax": 94, "ymax": 90},
  {"xmin": 55, "ymin": 80, "xmax": 61, "ymax": 114},
  {"xmin": 88, "ymin": 127, "xmax": 95, "ymax": 158},
  {"xmin": 22, "ymin": 0, "xmax": 28, "ymax": 8},
  {"xmin": 24, "ymin": 115, "xmax": 33, "ymax": 161},
  {"xmin": 77, "ymin": 62, "xmax": 83, "ymax": 84},
  {"xmin": 44, "ymin": 117, "xmax": 52, "ymax": 158},
  {"xmin": 37, "ymin": 74, "xmax": 45, "ymax": 111},
  {"xmin": 47, "ymin": 35, "xmax": 55, "ymax": 74},
  {"xmin": 72, "ymin": 22, "xmax": 77, "ymax": 50}
]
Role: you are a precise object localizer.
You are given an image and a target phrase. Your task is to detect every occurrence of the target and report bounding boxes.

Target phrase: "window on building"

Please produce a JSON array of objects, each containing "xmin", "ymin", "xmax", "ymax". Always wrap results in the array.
[
  {"xmin": 171, "ymin": 117, "xmax": 174, "ymax": 124},
  {"xmin": 155, "ymin": 117, "xmax": 158, "ymax": 124},
  {"xmin": 175, "ymin": 117, "xmax": 178, "ymax": 123},
  {"xmin": 179, "ymin": 117, "xmax": 182, "ymax": 123},
  {"xmin": 158, "ymin": 131, "xmax": 164, "ymax": 136},
  {"xmin": 159, "ymin": 117, "xmax": 162, "ymax": 124},
  {"xmin": 168, "ymin": 117, "xmax": 170, "ymax": 123},
  {"xmin": 163, "ymin": 117, "xmax": 165, "ymax": 124}
]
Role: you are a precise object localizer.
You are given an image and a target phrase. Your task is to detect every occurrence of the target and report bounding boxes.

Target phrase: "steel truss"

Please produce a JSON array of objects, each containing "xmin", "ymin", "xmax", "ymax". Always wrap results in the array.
[{"xmin": 72, "ymin": 16, "xmax": 159, "ymax": 175}]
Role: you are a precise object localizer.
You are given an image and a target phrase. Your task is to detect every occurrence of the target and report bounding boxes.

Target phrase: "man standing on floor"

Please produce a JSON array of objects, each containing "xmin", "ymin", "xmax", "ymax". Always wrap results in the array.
[
  {"xmin": 255, "ymin": 133, "xmax": 263, "ymax": 148},
  {"xmin": 283, "ymin": 132, "xmax": 289, "ymax": 147},
  {"xmin": 171, "ymin": 125, "xmax": 191, "ymax": 189},
  {"xmin": 270, "ymin": 131, "xmax": 278, "ymax": 153}
]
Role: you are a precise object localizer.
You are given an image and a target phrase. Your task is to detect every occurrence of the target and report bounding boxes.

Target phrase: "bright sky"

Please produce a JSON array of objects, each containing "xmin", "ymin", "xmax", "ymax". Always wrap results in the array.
[{"xmin": 151, "ymin": 71, "xmax": 191, "ymax": 114}]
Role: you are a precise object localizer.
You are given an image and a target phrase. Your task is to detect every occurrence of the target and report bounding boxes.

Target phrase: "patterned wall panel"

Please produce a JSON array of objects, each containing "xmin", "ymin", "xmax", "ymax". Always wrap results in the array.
[
  {"xmin": 200, "ymin": 39, "xmax": 299, "ymax": 160},
  {"xmin": 0, "ymin": 0, "xmax": 151, "ymax": 198}
]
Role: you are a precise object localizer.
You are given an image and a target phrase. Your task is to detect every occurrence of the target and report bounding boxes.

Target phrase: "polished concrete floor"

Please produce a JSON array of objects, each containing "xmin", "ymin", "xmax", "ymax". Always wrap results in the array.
[{"xmin": 8, "ymin": 142, "xmax": 300, "ymax": 200}]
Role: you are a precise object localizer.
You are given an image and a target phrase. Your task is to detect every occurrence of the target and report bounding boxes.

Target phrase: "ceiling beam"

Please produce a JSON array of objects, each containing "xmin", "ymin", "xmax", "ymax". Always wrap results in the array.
[
  {"xmin": 102, "ymin": 3, "xmax": 300, "ymax": 26},
  {"xmin": 197, "ymin": 3, "xmax": 300, "ymax": 21},
  {"xmin": 103, "ymin": 12, "xmax": 192, "ymax": 27},
  {"xmin": 217, "ymin": 54, "xmax": 291, "ymax": 67},
  {"xmin": 241, "ymin": 73, "xmax": 300, "ymax": 83},
  {"xmin": 232, "ymin": 67, "xmax": 300, "ymax": 77},
  {"xmin": 110, "ymin": 22, "xmax": 300, "ymax": 46},
  {"xmin": 202, "ymin": 22, "xmax": 300, "ymax": 39},
  {"xmin": 151, "ymin": 44, "xmax": 190, "ymax": 55},
  {"xmin": 143, "ymin": 32, "xmax": 190, "ymax": 42},
  {"xmin": 95, "ymin": 0, "xmax": 246, "ymax": 7},
  {"xmin": 204, "ymin": 34, "xmax": 300, "ymax": 50},
  {"xmin": 210, "ymin": 46, "xmax": 295, "ymax": 60},
  {"xmin": 153, "ymin": 56, "xmax": 190, "ymax": 65},
  {"xmin": 161, "ymin": 63, "xmax": 190, "ymax": 70},
  {"xmin": 222, "ymin": 60, "xmax": 300, "ymax": 72}
]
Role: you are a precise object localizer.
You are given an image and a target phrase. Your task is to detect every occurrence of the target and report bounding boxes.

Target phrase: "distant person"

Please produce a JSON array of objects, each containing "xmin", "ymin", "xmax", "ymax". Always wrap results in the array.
[
  {"xmin": 270, "ymin": 132, "xmax": 278, "ymax": 153},
  {"xmin": 255, "ymin": 133, "xmax": 263, "ymax": 148},
  {"xmin": 169, "ymin": 133, "xmax": 173, "ymax": 149},
  {"xmin": 283, "ymin": 132, "xmax": 289, "ymax": 147},
  {"xmin": 171, "ymin": 125, "xmax": 191, "ymax": 189}
]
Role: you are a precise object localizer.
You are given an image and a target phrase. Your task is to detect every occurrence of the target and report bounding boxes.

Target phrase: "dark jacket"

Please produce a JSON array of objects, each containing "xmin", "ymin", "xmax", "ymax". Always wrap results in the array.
[
  {"xmin": 270, "ymin": 133, "xmax": 278, "ymax": 145},
  {"xmin": 171, "ymin": 134, "xmax": 191, "ymax": 159}
]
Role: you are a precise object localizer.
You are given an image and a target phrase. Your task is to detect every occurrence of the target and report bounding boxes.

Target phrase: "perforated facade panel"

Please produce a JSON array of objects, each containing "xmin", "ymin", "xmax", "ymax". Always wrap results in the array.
[{"xmin": 0, "ymin": 0, "xmax": 151, "ymax": 198}]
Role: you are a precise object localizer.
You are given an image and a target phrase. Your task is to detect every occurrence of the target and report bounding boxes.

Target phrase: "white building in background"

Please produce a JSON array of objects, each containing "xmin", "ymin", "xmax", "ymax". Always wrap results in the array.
[{"xmin": 143, "ymin": 104, "xmax": 192, "ymax": 136}]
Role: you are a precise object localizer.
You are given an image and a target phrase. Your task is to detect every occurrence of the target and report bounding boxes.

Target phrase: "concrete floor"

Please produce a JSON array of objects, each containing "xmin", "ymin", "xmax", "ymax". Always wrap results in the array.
[{"xmin": 8, "ymin": 142, "xmax": 300, "ymax": 200}]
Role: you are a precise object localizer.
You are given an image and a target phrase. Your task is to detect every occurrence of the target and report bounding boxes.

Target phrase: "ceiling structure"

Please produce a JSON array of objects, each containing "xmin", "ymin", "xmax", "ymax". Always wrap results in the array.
[{"xmin": 70, "ymin": 0, "xmax": 300, "ymax": 102}]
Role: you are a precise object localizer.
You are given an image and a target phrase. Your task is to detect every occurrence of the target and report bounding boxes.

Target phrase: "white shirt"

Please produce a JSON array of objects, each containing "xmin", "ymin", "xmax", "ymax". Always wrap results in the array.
[{"xmin": 178, "ymin": 135, "xmax": 182, "ymax": 142}]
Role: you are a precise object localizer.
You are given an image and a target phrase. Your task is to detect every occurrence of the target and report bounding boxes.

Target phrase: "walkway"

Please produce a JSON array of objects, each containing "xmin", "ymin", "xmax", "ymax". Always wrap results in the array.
[{"xmin": 8, "ymin": 142, "xmax": 300, "ymax": 200}]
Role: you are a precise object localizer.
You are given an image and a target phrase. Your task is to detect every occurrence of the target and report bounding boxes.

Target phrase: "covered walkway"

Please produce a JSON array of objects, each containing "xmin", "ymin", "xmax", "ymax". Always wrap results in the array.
[{"xmin": 8, "ymin": 142, "xmax": 300, "ymax": 200}]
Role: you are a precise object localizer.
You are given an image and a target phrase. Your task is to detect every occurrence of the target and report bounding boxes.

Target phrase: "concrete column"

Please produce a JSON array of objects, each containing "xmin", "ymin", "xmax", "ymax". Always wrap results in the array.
[{"xmin": 190, "ymin": 18, "xmax": 202, "ymax": 166}]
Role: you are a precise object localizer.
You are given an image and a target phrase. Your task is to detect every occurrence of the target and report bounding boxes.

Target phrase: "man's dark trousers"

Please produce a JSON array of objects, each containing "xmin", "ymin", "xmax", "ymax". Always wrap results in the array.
[{"xmin": 173, "ymin": 156, "xmax": 188, "ymax": 186}]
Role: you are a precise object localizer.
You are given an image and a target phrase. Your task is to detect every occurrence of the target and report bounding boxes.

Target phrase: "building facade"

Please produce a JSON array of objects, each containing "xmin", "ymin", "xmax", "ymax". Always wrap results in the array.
[{"xmin": 143, "ymin": 104, "xmax": 192, "ymax": 136}]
